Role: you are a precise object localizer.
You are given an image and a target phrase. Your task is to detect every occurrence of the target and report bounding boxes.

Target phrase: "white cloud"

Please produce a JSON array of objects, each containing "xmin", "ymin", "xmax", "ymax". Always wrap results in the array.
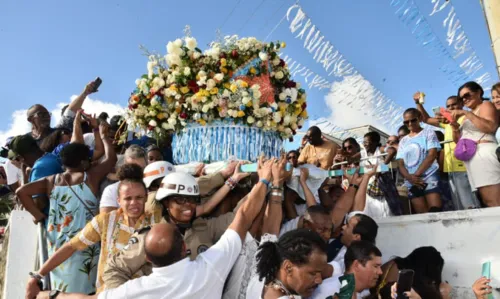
[
  {"xmin": 0, "ymin": 96, "xmax": 124, "ymax": 146},
  {"xmin": 320, "ymin": 74, "xmax": 402, "ymax": 136}
]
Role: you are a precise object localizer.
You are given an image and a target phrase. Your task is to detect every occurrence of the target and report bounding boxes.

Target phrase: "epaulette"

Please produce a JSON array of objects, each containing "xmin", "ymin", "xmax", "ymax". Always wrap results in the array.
[{"xmin": 136, "ymin": 226, "xmax": 152, "ymax": 234}]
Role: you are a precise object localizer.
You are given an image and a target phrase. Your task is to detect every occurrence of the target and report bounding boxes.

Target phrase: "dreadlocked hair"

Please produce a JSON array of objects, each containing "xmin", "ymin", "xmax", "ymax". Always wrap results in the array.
[{"xmin": 255, "ymin": 228, "xmax": 327, "ymax": 284}]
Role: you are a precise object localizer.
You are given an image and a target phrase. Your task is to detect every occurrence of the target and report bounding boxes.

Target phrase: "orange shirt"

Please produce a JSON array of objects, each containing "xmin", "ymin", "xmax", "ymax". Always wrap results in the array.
[{"xmin": 298, "ymin": 140, "xmax": 338, "ymax": 170}]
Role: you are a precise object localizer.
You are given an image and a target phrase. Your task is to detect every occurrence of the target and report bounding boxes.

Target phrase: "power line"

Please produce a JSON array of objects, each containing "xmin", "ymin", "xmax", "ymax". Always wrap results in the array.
[
  {"xmin": 258, "ymin": 0, "xmax": 289, "ymax": 33},
  {"xmin": 218, "ymin": 0, "xmax": 243, "ymax": 30},
  {"xmin": 237, "ymin": 0, "xmax": 266, "ymax": 33}
]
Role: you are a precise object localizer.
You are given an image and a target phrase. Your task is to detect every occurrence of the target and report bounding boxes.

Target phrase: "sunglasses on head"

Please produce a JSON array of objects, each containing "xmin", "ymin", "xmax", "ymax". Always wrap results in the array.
[{"xmin": 403, "ymin": 118, "xmax": 419, "ymax": 126}]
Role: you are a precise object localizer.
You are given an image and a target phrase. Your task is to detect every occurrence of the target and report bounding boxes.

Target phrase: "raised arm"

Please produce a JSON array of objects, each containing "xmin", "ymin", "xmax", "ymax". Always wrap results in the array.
[
  {"xmin": 87, "ymin": 122, "xmax": 117, "ymax": 187},
  {"xmin": 66, "ymin": 80, "xmax": 99, "ymax": 114},
  {"xmin": 70, "ymin": 110, "xmax": 84, "ymax": 144},
  {"xmin": 330, "ymin": 168, "xmax": 360, "ymax": 230},
  {"xmin": 228, "ymin": 157, "xmax": 274, "ymax": 242},
  {"xmin": 352, "ymin": 165, "xmax": 378, "ymax": 212},
  {"xmin": 196, "ymin": 163, "xmax": 249, "ymax": 217},
  {"xmin": 298, "ymin": 168, "xmax": 317, "ymax": 207},
  {"xmin": 16, "ymin": 177, "xmax": 51, "ymax": 223},
  {"xmin": 413, "ymin": 91, "xmax": 440, "ymax": 127}
]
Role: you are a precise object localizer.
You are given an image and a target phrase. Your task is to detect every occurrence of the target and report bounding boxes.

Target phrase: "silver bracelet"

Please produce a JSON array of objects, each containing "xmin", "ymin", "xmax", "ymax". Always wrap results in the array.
[{"xmin": 29, "ymin": 271, "xmax": 43, "ymax": 281}]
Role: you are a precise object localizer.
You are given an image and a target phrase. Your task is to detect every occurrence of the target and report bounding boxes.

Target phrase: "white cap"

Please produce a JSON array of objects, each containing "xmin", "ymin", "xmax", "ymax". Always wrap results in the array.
[
  {"xmin": 155, "ymin": 172, "xmax": 200, "ymax": 201},
  {"xmin": 143, "ymin": 161, "xmax": 175, "ymax": 188}
]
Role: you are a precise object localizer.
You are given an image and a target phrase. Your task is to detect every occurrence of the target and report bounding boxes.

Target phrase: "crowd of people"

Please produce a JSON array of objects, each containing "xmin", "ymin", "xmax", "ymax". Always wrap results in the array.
[{"xmin": 0, "ymin": 79, "xmax": 498, "ymax": 298}]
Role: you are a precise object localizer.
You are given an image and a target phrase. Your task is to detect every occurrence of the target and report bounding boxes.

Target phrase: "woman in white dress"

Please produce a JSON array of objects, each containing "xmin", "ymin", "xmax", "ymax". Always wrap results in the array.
[{"xmin": 451, "ymin": 81, "xmax": 500, "ymax": 206}]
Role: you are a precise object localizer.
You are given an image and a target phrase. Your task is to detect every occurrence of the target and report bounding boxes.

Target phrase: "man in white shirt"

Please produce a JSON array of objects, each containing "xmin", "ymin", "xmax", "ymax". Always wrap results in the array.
[
  {"xmin": 35, "ymin": 160, "xmax": 273, "ymax": 299},
  {"xmin": 310, "ymin": 240, "xmax": 383, "ymax": 299}
]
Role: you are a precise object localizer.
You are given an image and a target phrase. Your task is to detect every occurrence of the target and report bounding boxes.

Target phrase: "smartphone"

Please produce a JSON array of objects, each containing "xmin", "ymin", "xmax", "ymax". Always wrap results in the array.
[
  {"xmin": 92, "ymin": 77, "xmax": 102, "ymax": 92},
  {"xmin": 409, "ymin": 183, "xmax": 428, "ymax": 197},
  {"xmin": 440, "ymin": 107, "xmax": 454, "ymax": 123},
  {"xmin": 397, "ymin": 269, "xmax": 415, "ymax": 297},
  {"xmin": 432, "ymin": 106, "xmax": 441, "ymax": 115},
  {"xmin": 481, "ymin": 261, "xmax": 494, "ymax": 299}
]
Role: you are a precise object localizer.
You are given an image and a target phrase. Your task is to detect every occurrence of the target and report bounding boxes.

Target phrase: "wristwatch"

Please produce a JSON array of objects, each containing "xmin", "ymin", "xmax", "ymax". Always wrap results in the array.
[{"xmin": 49, "ymin": 290, "xmax": 60, "ymax": 299}]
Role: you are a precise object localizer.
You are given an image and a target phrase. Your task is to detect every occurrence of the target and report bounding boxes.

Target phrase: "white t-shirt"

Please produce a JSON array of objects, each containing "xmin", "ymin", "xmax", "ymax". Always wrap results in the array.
[
  {"xmin": 98, "ymin": 229, "xmax": 243, "ymax": 299},
  {"xmin": 99, "ymin": 181, "xmax": 119, "ymax": 208},
  {"xmin": 279, "ymin": 216, "xmax": 300, "ymax": 237},
  {"xmin": 2, "ymin": 159, "xmax": 23, "ymax": 185}
]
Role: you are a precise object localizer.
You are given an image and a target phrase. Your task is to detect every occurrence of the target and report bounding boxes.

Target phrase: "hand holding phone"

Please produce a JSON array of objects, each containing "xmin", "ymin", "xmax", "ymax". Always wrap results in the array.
[
  {"xmin": 397, "ymin": 269, "xmax": 415, "ymax": 298},
  {"xmin": 439, "ymin": 107, "xmax": 454, "ymax": 123},
  {"xmin": 84, "ymin": 77, "xmax": 102, "ymax": 94}
]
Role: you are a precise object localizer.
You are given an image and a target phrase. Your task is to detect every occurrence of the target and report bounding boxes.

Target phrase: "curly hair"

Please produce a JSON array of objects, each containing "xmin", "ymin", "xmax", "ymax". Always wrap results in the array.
[
  {"xmin": 117, "ymin": 163, "xmax": 147, "ymax": 193},
  {"xmin": 255, "ymin": 228, "xmax": 327, "ymax": 284}
]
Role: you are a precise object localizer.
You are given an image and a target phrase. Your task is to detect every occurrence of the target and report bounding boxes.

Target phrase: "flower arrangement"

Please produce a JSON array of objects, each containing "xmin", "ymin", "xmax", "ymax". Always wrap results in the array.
[{"xmin": 126, "ymin": 35, "xmax": 308, "ymax": 142}]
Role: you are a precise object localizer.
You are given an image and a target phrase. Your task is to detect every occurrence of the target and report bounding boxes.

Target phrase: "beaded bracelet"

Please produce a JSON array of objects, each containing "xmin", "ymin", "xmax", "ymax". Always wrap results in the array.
[{"xmin": 225, "ymin": 177, "xmax": 237, "ymax": 190}]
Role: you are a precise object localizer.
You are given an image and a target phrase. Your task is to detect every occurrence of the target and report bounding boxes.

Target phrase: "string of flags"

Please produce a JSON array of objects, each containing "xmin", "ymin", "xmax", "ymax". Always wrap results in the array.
[{"xmin": 285, "ymin": 3, "xmax": 405, "ymax": 132}]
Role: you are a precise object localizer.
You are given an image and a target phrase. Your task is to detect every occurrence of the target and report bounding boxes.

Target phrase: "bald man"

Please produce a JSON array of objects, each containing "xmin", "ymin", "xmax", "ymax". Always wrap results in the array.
[
  {"xmin": 279, "ymin": 205, "xmax": 333, "ymax": 242},
  {"xmin": 35, "ymin": 164, "xmax": 272, "ymax": 299}
]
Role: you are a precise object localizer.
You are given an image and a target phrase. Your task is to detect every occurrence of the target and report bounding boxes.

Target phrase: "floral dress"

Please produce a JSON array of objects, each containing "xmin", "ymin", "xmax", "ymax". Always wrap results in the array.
[{"xmin": 46, "ymin": 173, "xmax": 99, "ymax": 294}]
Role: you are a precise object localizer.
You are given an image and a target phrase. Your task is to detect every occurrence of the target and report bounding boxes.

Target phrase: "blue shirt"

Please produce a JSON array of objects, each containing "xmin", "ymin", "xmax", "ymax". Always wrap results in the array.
[
  {"xmin": 29, "ymin": 153, "xmax": 63, "ymax": 182},
  {"xmin": 396, "ymin": 128, "xmax": 441, "ymax": 178}
]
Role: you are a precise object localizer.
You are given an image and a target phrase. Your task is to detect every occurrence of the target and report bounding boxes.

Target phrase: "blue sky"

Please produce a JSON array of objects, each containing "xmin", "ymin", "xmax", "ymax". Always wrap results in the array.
[{"xmin": 0, "ymin": 0, "xmax": 498, "ymax": 147}]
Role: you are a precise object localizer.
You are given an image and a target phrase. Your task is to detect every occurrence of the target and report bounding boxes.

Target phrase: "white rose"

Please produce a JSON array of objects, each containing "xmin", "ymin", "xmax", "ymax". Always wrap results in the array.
[
  {"xmin": 202, "ymin": 105, "xmax": 210, "ymax": 113},
  {"xmin": 150, "ymin": 97, "xmax": 158, "ymax": 106},
  {"xmin": 181, "ymin": 121, "xmax": 187, "ymax": 126},
  {"xmin": 149, "ymin": 110, "xmax": 157, "ymax": 117},
  {"xmin": 275, "ymin": 71, "xmax": 284, "ymax": 80},
  {"xmin": 206, "ymin": 79, "xmax": 216, "ymax": 90},
  {"xmin": 279, "ymin": 92, "xmax": 287, "ymax": 101},
  {"xmin": 227, "ymin": 109, "xmax": 235, "ymax": 117},
  {"xmin": 259, "ymin": 52, "xmax": 268, "ymax": 61},
  {"xmin": 185, "ymin": 37, "xmax": 197, "ymax": 50},
  {"xmin": 214, "ymin": 73, "xmax": 224, "ymax": 81},
  {"xmin": 283, "ymin": 115, "xmax": 291, "ymax": 125},
  {"xmin": 148, "ymin": 120, "xmax": 157, "ymax": 127},
  {"xmin": 298, "ymin": 119, "xmax": 305, "ymax": 127},
  {"xmin": 211, "ymin": 47, "xmax": 220, "ymax": 59},
  {"xmin": 242, "ymin": 97, "xmax": 250, "ymax": 104},
  {"xmin": 291, "ymin": 123, "xmax": 298, "ymax": 130},
  {"xmin": 247, "ymin": 116, "xmax": 255, "ymax": 124},
  {"xmin": 175, "ymin": 94, "xmax": 181, "ymax": 100},
  {"xmin": 166, "ymin": 42, "xmax": 175, "ymax": 54},
  {"xmin": 272, "ymin": 57, "xmax": 280, "ymax": 66},
  {"xmin": 184, "ymin": 67, "xmax": 191, "ymax": 76},
  {"xmin": 256, "ymin": 121, "xmax": 263, "ymax": 128},
  {"xmin": 253, "ymin": 90, "xmax": 262, "ymax": 99},
  {"xmin": 168, "ymin": 118, "xmax": 177, "ymax": 125},
  {"xmin": 174, "ymin": 39, "xmax": 183, "ymax": 47},
  {"xmin": 284, "ymin": 128, "xmax": 292, "ymax": 135},
  {"xmin": 147, "ymin": 61, "xmax": 155, "ymax": 79}
]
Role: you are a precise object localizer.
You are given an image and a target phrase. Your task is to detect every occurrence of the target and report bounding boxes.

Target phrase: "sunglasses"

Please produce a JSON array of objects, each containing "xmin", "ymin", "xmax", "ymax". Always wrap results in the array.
[
  {"xmin": 170, "ymin": 196, "xmax": 200, "ymax": 205},
  {"xmin": 460, "ymin": 92, "xmax": 472, "ymax": 100},
  {"xmin": 343, "ymin": 145, "xmax": 354, "ymax": 150},
  {"xmin": 403, "ymin": 118, "xmax": 419, "ymax": 126},
  {"xmin": 287, "ymin": 155, "xmax": 297, "ymax": 160},
  {"xmin": 30, "ymin": 111, "xmax": 51, "ymax": 119}
]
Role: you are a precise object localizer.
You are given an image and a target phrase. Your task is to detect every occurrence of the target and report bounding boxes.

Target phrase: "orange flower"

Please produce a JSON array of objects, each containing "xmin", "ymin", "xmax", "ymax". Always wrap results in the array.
[
  {"xmin": 63, "ymin": 215, "xmax": 73, "ymax": 227},
  {"xmin": 48, "ymin": 224, "xmax": 54, "ymax": 232},
  {"xmin": 56, "ymin": 224, "xmax": 61, "ymax": 232}
]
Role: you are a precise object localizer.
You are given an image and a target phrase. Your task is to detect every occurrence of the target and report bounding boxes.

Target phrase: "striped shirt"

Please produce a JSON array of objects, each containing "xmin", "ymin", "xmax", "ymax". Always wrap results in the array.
[{"xmin": 70, "ymin": 208, "xmax": 162, "ymax": 293}]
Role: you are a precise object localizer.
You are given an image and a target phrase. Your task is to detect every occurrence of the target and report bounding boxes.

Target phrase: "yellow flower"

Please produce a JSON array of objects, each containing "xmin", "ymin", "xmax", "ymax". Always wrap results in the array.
[
  {"xmin": 250, "ymin": 67, "xmax": 256, "ymax": 74},
  {"xmin": 175, "ymin": 107, "xmax": 182, "ymax": 113},
  {"xmin": 224, "ymin": 83, "xmax": 231, "ymax": 89},
  {"xmin": 237, "ymin": 111, "xmax": 245, "ymax": 117},
  {"xmin": 199, "ymin": 119, "xmax": 206, "ymax": 126},
  {"xmin": 230, "ymin": 84, "xmax": 238, "ymax": 93},
  {"xmin": 157, "ymin": 113, "xmax": 166, "ymax": 120},
  {"xmin": 246, "ymin": 100, "xmax": 253, "ymax": 107},
  {"xmin": 210, "ymin": 88, "xmax": 219, "ymax": 95},
  {"xmin": 180, "ymin": 86, "xmax": 190, "ymax": 94},
  {"xmin": 169, "ymin": 85, "xmax": 178, "ymax": 92},
  {"xmin": 281, "ymin": 42, "xmax": 286, "ymax": 48},
  {"xmin": 221, "ymin": 67, "xmax": 228, "ymax": 74},
  {"xmin": 240, "ymin": 81, "xmax": 248, "ymax": 88},
  {"xmin": 294, "ymin": 109, "xmax": 302, "ymax": 116},
  {"xmin": 220, "ymin": 58, "xmax": 227, "ymax": 67},
  {"xmin": 300, "ymin": 110, "xmax": 308, "ymax": 118}
]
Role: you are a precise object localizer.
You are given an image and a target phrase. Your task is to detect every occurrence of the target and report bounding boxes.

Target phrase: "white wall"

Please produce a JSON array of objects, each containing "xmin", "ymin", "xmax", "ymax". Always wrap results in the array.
[
  {"xmin": 376, "ymin": 207, "xmax": 500, "ymax": 299},
  {"xmin": 2, "ymin": 211, "xmax": 38, "ymax": 299}
]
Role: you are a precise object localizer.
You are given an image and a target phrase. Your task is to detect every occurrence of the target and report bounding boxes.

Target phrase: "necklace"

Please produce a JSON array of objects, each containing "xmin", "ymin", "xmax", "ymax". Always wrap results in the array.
[{"xmin": 268, "ymin": 279, "xmax": 296, "ymax": 298}]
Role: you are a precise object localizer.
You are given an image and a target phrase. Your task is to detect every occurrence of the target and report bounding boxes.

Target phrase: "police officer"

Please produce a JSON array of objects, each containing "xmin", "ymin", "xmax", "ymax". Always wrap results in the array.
[{"xmin": 102, "ymin": 168, "xmax": 248, "ymax": 289}]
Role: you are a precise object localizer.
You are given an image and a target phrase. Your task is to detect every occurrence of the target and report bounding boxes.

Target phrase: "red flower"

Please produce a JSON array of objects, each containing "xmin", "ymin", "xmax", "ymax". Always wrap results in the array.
[
  {"xmin": 279, "ymin": 59, "xmax": 285, "ymax": 67},
  {"xmin": 128, "ymin": 104, "xmax": 138, "ymax": 110},
  {"xmin": 187, "ymin": 80, "xmax": 200, "ymax": 93},
  {"xmin": 231, "ymin": 49, "xmax": 239, "ymax": 58},
  {"xmin": 284, "ymin": 81, "xmax": 296, "ymax": 88},
  {"xmin": 148, "ymin": 125, "xmax": 155, "ymax": 131},
  {"xmin": 302, "ymin": 102, "xmax": 307, "ymax": 109},
  {"xmin": 180, "ymin": 112, "xmax": 187, "ymax": 119}
]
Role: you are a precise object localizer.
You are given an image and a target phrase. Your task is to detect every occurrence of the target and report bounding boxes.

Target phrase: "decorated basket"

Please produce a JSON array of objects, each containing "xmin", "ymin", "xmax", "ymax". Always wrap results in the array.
[{"xmin": 125, "ymin": 34, "xmax": 307, "ymax": 162}]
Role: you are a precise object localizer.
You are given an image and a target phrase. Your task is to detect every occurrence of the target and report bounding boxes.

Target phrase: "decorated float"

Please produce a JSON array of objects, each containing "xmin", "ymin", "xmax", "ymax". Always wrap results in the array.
[{"xmin": 125, "ymin": 34, "xmax": 308, "ymax": 164}]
